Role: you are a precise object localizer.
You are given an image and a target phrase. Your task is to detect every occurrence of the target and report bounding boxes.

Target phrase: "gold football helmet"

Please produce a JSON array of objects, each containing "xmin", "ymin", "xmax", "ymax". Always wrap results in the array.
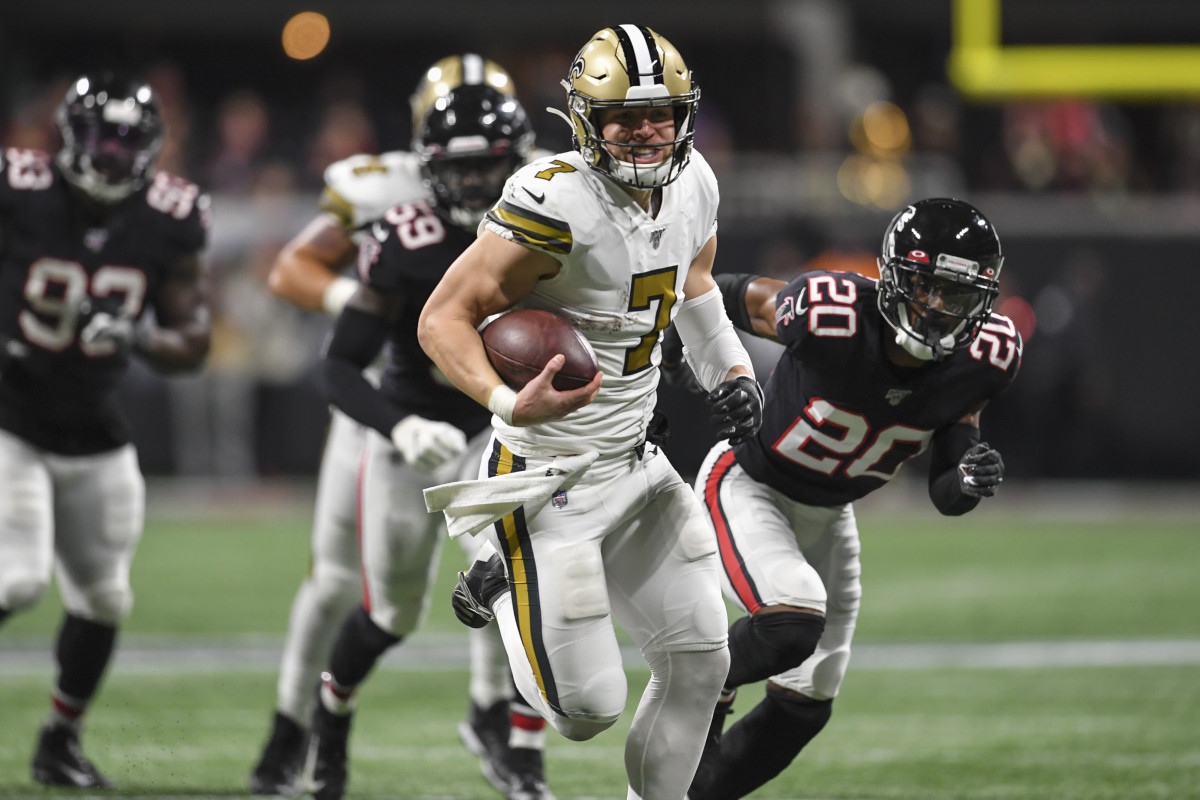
[
  {"xmin": 409, "ymin": 53, "xmax": 515, "ymax": 144},
  {"xmin": 560, "ymin": 24, "xmax": 699, "ymax": 189}
]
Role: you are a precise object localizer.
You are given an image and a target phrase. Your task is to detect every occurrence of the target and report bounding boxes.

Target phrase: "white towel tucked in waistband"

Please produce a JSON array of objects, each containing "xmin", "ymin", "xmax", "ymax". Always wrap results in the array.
[{"xmin": 423, "ymin": 451, "xmax": 598, "ymax": 539}]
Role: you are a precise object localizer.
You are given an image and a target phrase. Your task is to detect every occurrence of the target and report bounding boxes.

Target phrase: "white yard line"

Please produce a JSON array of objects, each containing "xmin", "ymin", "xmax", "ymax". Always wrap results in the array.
[{"xmin": 3, "ymin": 636, "xmax": 1199, "ymax": 675}]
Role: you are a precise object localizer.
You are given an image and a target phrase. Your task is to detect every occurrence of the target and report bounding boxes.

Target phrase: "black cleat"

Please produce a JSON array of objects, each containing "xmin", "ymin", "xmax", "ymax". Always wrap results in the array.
[
  {"xmin": 451, "ymin": 554, "xmax": 508, "ymax": 629},
  {"xmin": 31, "ymin": 724, "xmax": 114, "ymax": 789},
  {"xmin": 304, "ymin": 696, "xmax": 352, "ymax": 800},
  {"xmin": 688, "ymin": 696, "xmax": 734, "ymax": 800},
  {"xmin": 457, "ymin": 700, "xmax": 512, "ymax": 793},
  {"xmin": 247, "ymin": 711, "xmax": 307, "ymax": 796},
  {"xmin": 506, "ymin": 746, "xmax": 556, "ymax": 800}
]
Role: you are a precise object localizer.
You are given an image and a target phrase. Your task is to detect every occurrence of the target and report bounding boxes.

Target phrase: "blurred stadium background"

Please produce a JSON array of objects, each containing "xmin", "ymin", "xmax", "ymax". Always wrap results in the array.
[{"xmin": 1, "ymin": 1, "xmax": 1198, "ymax": 798}]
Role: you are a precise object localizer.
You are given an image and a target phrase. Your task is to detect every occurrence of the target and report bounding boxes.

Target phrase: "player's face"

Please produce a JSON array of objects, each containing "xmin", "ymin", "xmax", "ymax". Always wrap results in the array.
[
  {"xmin": 71, "ymin": 118, "xmax": 156, "ymax": 186},
  {"xmin": 428, "ymin": 155, "xmax": 514, "ymax": 215},
  {"xmin": 598, "ymin": 106, "xmax": 676, "ymax": 166},
  {"xmin": 906, "ymin": 273, "xmax": 981, "ymax": 319}
]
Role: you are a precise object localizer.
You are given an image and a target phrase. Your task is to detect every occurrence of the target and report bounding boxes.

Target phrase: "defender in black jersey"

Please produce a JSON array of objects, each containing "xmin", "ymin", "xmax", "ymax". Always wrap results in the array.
[
  {"xmin": 248, "ymin": 57, "xmax": 551, "ymax": 800},
  {"xmin": 0, "ymin": 74, "xmax": 211, "ymax": 790},
  {"xmin": 686, "ymin": 199, "xmax": 1019, "ymax": 800},
  {"xmin": 305, "ymin": 85, "xmax": 553, "ymax": 800}
]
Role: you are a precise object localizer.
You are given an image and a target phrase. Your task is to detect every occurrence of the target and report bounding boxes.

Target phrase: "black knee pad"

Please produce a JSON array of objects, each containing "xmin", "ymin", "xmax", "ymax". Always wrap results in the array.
[
  {"xmin": 328, "ymin": 605, "xmax": 401, "ymax": 687},
  {"xmin": 725, "ymin": 610, "xmax": 825, "ymax": 689}
]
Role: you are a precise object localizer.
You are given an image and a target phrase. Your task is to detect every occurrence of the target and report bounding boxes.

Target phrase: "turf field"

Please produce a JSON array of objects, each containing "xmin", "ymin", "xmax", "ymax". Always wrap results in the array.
[{"xmin": 1, "ymin": 481, "xmax": 1198, "ymax": 799}]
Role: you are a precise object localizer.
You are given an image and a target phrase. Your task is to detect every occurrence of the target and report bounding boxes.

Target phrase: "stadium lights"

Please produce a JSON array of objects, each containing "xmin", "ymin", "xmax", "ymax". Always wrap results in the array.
[{"xmin": 282, "ymin": 12, "xmax": 331, "ymax": 61}]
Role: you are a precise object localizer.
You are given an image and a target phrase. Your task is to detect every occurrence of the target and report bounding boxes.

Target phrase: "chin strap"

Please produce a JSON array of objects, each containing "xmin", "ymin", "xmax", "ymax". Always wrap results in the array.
[{"xmin": 895, "ymin": 307, "xmax": 956, "ymax": 362}]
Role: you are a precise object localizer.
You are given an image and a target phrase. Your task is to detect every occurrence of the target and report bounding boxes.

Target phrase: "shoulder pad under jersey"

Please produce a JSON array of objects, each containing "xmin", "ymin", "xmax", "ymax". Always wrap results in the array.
[
  {"xmin": 320, "ymin": 150, "xmax": 427, "ymax": 231},
  {"xmin": 0, "ymin": 148, "xmax": 56, "ymax": 211},
  {"xmin": 483, "ymin": 152, "xmax": 596, "ymax": 258},
  {"xmin": 142, "ymin": 170, "xmax": 211, "ymax": 252}
]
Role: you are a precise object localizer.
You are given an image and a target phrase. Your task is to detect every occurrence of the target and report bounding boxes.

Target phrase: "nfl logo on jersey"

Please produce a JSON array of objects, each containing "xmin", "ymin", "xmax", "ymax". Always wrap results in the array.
[{"xmin": 552, "ymin": 491, "xmax": 568, "ymax": 509}]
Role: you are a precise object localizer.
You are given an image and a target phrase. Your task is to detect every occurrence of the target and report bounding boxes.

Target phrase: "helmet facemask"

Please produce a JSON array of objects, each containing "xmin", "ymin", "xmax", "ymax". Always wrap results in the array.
[
  {"xmin": 876, "ymin": 198, "xmax": 1004, "ymax": 362},
  {"xmin": 880, "ymin": 259, "xmax": 999, "ymax": 361},
  {"xmin": 416, "ymin": 85, "xmax": 533, "ymax": 231},
  {"xmin": 559, "ymin": 24, "xmax": 699, "ymax": 190},
  {"xmin": 56, "ymin": 76, "xmax": 164, "ymax": 204},
  {"xmin": 566, "ymin": 89, "xmax": 697, "ymax": 189},
  {"xmin": 425, "ymin": 152, "xmax": 525, "ymax": 229}
]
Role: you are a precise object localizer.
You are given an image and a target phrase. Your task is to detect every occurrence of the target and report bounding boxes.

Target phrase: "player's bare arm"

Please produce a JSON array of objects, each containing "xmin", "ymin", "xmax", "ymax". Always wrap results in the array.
[
  {"xmin": 137, "ymin": 251, "xmax": 211, "ymax": 373},
  {"xmin": 267, "ymin": 214, "xmax": 357, "ymax": 313},
  {"xmin": 744, "ymin": 276, "xmax": 787, "ymax": 340},
  {"xmin": 418, "ymin": 230, "xmax": 601, "ymax": 426},
  {"xmin": 957, "ymin": 404, "xmax": 985, "ymax": 430}
]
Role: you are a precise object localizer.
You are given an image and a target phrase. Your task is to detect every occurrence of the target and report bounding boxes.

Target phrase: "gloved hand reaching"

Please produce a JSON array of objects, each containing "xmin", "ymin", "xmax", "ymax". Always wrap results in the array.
[
  {"xmin": 957, "ymin": 442, "xmax": 1004, "ymax": 497},
  {"xmin": 706, "ymin": 375, "xmax": 764, "ymax": 446},
  {"xmin": 390, "ymin": 415, "xmax": 468, "ymax": 472}
]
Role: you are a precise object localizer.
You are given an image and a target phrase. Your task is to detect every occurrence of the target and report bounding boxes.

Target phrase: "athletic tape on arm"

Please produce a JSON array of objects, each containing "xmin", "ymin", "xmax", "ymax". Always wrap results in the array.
[{"xmin": 673, "ymin": 286, "xmax": 755, "ymax": 392}]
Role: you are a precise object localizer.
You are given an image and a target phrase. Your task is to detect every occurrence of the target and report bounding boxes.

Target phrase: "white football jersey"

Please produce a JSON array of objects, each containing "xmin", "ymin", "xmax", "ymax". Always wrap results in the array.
[
  {"xmin": 320, "ymin": 150, "xmax": 428, "ymax": 233},
  {"xmin": 482, "ymin": 149, "xmax": 720, "ymax": 456}
]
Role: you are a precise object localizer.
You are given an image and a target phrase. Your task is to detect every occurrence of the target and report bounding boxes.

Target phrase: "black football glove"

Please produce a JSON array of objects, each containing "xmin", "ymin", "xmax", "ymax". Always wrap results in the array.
[
  {"xmin": 706, "ymin": 375, "xmax": 764, "ymax": 445},
  {"xmin": 658, "ymin": 325, "xmax": 703, "ymax": 394},
  {"xmin": 957, "ymin": 442, "xmax": 1005, "ymax": 497}
]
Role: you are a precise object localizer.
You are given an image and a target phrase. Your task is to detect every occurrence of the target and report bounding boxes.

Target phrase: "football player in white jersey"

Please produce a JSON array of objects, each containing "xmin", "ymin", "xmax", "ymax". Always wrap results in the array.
[
  {"xmin": 248, "ymin": 55, "xmax": 553, "ymax": 799},
  {"xmin": 419, "ymin": 25, "xmax": 764, "ymax": 800}
]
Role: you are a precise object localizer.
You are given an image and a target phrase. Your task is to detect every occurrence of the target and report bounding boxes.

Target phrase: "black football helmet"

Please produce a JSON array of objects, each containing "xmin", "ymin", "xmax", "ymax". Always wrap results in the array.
[
  {"xmin": 415, "ymin": 84, "xmax": 533, "ymax": 230},
  {"xmin": 409, "ymin": 53, "xmax": 516, "ymax": 146},
  {"xmin": 877, "ymin": 198, "xmax": 1003, "ymax": 361},
  {"xmin": 55, "ymin": 73, "xmax": 164, "ymax": 204}
]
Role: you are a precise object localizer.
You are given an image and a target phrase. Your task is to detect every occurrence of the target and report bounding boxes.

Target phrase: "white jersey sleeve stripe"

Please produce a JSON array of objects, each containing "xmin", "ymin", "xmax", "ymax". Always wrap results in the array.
[{"xmin": 486, "ymin": 200, "xmax": 573, "ymax": 255}]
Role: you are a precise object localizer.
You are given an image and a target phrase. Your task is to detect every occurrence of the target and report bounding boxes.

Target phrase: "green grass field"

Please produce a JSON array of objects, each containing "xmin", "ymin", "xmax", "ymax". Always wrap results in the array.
[{"xmin": 2, "ymin": 487, "xmax": 1198, "ymax": 799}]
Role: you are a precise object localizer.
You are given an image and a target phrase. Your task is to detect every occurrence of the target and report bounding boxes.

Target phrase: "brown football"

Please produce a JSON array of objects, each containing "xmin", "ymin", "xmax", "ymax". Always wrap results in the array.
[{"xmin": 482, "ymin": 309, "xmax": 599, "ymax": 391}]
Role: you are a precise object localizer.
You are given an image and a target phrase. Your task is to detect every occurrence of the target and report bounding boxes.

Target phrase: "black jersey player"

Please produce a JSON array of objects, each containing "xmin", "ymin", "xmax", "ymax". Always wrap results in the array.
[
  {"xmin": 304, "ymin": 84, "xmax": 553, "ymax": 800},
  {"xmin": 683, "ymin": 198, "xmax": 1019, "ymax": 800},
  {"xmin": 0, "ymin": 74, "xmax": 211, "ymax": 789}
]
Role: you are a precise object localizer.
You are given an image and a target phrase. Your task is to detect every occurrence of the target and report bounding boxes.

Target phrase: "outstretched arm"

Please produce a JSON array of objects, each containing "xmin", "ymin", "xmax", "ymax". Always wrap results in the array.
[
  {"xmin": 322, "ymin": 284, "xmax": 467, "ymax": 472},
  {"xmin": 320, "ymin": 283, "xmax": 402, "ymax": 436},
  {"xmin": 267, "ymin": 214, "xmax": 358, "ymax": 315},
  {"xmin": 713, "ymin": 272, "xmax": 787, "ymax": 341}
]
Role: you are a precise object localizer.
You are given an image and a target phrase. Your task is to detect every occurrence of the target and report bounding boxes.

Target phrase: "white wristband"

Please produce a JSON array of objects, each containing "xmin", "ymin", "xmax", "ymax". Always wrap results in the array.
[
  {"xmin": 322, "ymin": 275, "xmax": 359, "ymax": 317},
  {"xmin": 487, "ymin": 384, "xmax": 518, "ymax": 426}
]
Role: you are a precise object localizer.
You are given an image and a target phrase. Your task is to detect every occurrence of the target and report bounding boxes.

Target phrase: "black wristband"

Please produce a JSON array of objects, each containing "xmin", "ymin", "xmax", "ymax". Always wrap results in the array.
[
  {"xmin": 714, "ymin": 272, "xmax": 758, "ymax": 333},
  {"xmin": 928, "ymin": 422, "xmax": 983, "ymax": 516}
]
